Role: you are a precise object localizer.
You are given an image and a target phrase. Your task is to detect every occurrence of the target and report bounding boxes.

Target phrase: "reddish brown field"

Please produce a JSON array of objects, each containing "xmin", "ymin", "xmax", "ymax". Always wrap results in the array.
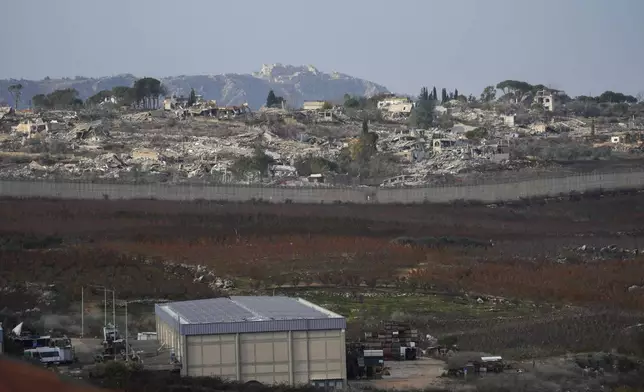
[
  {"xmin": 1, "ymin": 193, "xmax": 643, "ymax": 305},
  {"xmin": 1, "ymin": 192, "xmax": 644, "ymax": 357}
]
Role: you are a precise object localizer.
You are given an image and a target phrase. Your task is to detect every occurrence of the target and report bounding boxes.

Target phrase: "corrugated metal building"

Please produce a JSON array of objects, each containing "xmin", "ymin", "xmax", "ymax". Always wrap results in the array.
[{"xmin": 155, "ymin": 296, "xmax": 347, "ymax": 388}]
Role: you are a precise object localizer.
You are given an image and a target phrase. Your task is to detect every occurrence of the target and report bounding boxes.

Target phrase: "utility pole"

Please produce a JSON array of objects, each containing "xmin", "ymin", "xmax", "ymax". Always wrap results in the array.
[
  {"xmin": 81, "ymin": 287, "xmax": 84, "ymax": 338},
  {"xmin": 125, "ymin": 301, "xmax": 129, "ymax": 360},
  {"xmin": 104, "ymin": 289, "xmax": 107, "ymax": 327},
  {"xmin": 112, "ymin": 290, "xmax": 116, "ymax": 328},
  {"xmin": 85, "ymin": 285, "xmax": 116, "ymax": 330}
]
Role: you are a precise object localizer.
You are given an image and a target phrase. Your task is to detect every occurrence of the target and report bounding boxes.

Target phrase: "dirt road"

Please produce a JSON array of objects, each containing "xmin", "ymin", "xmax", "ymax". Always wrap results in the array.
[{"xmin": 351, "ymin": 358, "xmax": 448, "ymax": 390}]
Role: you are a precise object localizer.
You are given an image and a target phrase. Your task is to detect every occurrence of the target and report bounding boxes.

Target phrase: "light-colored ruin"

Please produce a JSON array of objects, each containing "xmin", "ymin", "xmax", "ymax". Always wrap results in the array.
[{"xmin": 535, "ymin": 90, "xmax": 555, "ymax": 111}]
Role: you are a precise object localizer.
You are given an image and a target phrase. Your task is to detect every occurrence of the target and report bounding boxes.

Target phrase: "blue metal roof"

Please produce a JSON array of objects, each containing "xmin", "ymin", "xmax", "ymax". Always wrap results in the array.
[{"xmin": 155, "ymin": 296, "xmax": 346, "ymax": 336}]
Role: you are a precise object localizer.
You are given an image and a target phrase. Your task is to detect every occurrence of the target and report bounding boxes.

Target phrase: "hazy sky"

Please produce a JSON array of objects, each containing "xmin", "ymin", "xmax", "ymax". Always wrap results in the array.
[{"xmin": 2, "ymin": 0, "xmax": 643, "ymax": 97}]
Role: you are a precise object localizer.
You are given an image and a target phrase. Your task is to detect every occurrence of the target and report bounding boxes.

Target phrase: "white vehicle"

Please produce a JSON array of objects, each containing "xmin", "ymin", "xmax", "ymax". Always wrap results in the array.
[{"xmin": 24, "ymin": 346, "xmax": 75, "ymax": 366}]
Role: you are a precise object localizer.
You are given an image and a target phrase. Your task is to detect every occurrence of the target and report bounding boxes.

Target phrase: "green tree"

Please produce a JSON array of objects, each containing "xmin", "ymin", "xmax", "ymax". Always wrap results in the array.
[
  {"xmin": 294, "ymin": 156, "xmax": 338, "ymax": 176},
  {"xmin": 37, "ymin": 88, "xmax": 83, "ymax": 109},
  {"xmin": 133, "ymin": 78, "xmax": 148, "ymax": 108},
  {"xmin": 266, "ymin": 90, "xmax": 277, "ymax": 107},
  {"xmin": 408, "ymin": 99, "xmax": 435, "ymax": 129},
  {"xmin": 597, "ymin": 91, "xmax": 637, "ymax": 104},
  {"xmin": 418, "ymin": 87, "xmax": 429, "ymax": 101},
  {"xmin": 432, "ymin": 86, "xmax": 437, "ymax": 100},
  {"xmin": 343, "ymin": 94, "xmax": 361, "ymax": 109},
  {"xmin": 230, "ymin": 145, "xmax": 275, "ymax": 178},
  {"xmin": 251, "ymin": 145, "xmax": 274, "ymax": 177},
  {"xmin": 111, "ymin": 86, "xmax": 136, "ymax": 106},
  {"xmin": 496, "ymin": 80, "xmax": 533, "ymax": 102},
  {"xmin": 321, "ymin": 101, "xmax": 333, "ymax": 110},
  {"xmin": 351, "ymin": 118, "xmax": 378, "ymax": 162},
  {"xmin": 465, "ymin": 127, "xmax": 489, "ymax": 140},
  {"xmin": 480, "ymin": 85, "xmax": 497, "ymax": 102},
  {"xmin": 454, "ymin": 88, "xmax": 459, "ymax": 99},
  {"xmin": 87, "ymin": 90, "xmax": 114, "ymax": 106},
  {"xmin": 266, "ymin": 90, "xmax": 285, "ymax": 108},
  {"xmin": 8, "ymin": 83, "xmax": 23, "ymax": 109},
  {"xmin": 575, "ymin": 95, "xmax": 597, "ymax": 102},
  {"xmin": 441, "ymin": 88, "xmax": 448, "ymax": 103},
  {"xmin": 32, "ymin": 94, "xmax": 50, "ymax": 109},
  {"xmin": 133, "ymin": 77, "xmax": 165, "ymax": 109},
  {"xmin": 187, "ymin": 88, "xmax": 197, "ymax": 106}
]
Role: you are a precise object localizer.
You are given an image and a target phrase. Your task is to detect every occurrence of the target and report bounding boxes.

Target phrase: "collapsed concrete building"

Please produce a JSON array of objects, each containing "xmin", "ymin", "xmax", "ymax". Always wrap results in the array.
[
  {"xmin": 302, "ymin": 101, "xmax": 327, "ymax": 111},
  {"xmin": 535, "ymin": 90, "xmax": 555, "ymax": 111},
  {"xmin": 12, "ymin": 119, "xmax": 67, "ymax": 139}
]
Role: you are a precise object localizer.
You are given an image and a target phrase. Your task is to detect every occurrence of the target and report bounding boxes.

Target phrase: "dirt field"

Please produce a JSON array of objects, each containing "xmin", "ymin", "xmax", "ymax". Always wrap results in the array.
[
  {"xmin": 351, "ymin": 358, "xmax": 449, "ymax": 390},
  {"xmin": 1, "ymin": 190, "xmax": 644, "ymax": 359}
]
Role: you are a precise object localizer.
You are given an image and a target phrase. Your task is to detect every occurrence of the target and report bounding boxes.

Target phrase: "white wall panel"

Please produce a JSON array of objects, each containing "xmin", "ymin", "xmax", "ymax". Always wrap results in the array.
[{"xmin": 184, "ymin": 329, "xmax": 346, "ymax": 387}]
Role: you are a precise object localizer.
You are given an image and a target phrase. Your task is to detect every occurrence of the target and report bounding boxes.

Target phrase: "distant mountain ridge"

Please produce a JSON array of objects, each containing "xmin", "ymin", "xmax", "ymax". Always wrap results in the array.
[{"xmin": 0, "ymin": 64, "xmax": 390, "ymax": 110}]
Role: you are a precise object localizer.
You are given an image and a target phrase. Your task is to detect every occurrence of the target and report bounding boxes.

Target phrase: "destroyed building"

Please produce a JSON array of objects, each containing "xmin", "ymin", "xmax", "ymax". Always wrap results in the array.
[
  {"xmin": 386, "ymin": 102, "xmax": 413, "ymax": 115},
  {"xmin": 432, "ymin": 139, "xmax": 458, "ymax": 153},
  {"xmin": 164, "ymin": 95, "xmax": 189, "ymax": 110},
  {"xmin": 377, "ymin": 96, "xmax": 411, "ymax": 110},
  {"xmin": 1, "ymin": 81, "xmax": 639, "ymax": 189},
  {"xmin": 11, "ymin": 119, "xmax": 66, "ymax": 139},
  {"xmin": 302, "ymin": 101, "xmax": 327, "ymax": 111},
  {"xmin": 535, "ymin": 90, "xmax": 555, "ymax": 111}
]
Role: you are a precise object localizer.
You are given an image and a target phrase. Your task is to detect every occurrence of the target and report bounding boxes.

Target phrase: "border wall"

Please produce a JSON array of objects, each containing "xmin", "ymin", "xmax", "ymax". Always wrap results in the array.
[{"xmin": 0, "ymin": 171, "xmax": 643, "ymax": 204}]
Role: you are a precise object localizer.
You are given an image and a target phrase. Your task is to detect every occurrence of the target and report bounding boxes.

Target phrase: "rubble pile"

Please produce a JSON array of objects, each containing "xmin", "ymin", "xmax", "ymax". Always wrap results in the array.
[
  {"xmin": 160, "ymin": 261, "xmax": 235, "ymax": 292},
  {"xmin": 410, "ymin": 149, "xmax": 504, "ymax": 176},
  {"xmin": 1, "ymin": 98, "xmax": 642, "ymax": 187},
  {"xmin": 570, "ymin": 244, "xmax": 640, "ymax": 259}
]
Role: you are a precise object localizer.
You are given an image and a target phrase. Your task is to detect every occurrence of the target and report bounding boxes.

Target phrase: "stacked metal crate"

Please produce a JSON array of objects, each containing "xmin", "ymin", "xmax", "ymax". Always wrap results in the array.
[{"xmin": 362, "ymin": 322, "xmax": 418, "ymax": 360}]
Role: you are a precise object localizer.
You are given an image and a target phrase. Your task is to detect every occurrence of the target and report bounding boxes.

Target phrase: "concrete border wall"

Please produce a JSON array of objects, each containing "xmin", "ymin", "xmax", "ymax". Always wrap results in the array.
[{"xmin": 1, "ymin": 171, "xmax": 643, "ymax": 204}]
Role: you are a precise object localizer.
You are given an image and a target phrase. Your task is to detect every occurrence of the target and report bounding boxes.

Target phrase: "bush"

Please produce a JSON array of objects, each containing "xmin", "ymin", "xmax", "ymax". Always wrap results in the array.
[
  {"xmin": 0, "ymin": 233, "xmax": 63, "ymax": 250},
  {"xmin": 391, "ymin": 236, "xmax": 491, "ymax": 249},
  {"xmin": 293, "ymin": 156, "xmax": 337, "ymax": 176},
  {"xmin": 230, "ymin": 146, "xmax": 274, "ymax": 178},
  {"xmin": 511, "ymin": 138, "xmax": 612, "ymax": 161},
  {"xmin": 465, "ymin": 127, "xmax": 489, "ymax": 140}
]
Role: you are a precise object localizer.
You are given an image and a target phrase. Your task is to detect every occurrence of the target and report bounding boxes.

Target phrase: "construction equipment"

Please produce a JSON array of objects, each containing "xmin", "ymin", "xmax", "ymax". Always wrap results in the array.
[{"xmin": 94, "ymin": 324, "xmax": 139, "ymax": 363}]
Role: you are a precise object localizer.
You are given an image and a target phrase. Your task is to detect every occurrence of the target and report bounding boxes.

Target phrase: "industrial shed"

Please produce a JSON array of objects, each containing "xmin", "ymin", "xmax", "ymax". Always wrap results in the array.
[{"xmin": 154, "ymin": 296, "xmax": 347, "ymax": 388}]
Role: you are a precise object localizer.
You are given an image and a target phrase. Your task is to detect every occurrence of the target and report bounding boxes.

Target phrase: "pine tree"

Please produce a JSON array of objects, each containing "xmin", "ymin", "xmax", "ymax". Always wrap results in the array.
[
  {"xmin": 432, "ymin": 86, "xmax": 438, "ymax": 100},
  {"xmin": 441, "ymin": 88, "xmax": 448, "ymax": 103},
  {"xmin": 419, "ymin": 87, "xmax": 429, "ymax": 101},
  {"xmin": 187, "ymin": 88, "xmax": 197, "ymax": 106},
  {"xmin": 454, "ymin": 89, "xmax": 459, "ymax": 99},
  {"xmin": 266, "ymin": 90, "xmax": 277, "ymax": 107}
]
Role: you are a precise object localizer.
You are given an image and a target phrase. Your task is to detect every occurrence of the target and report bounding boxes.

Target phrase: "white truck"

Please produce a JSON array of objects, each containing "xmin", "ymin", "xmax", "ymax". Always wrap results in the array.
[{"xmin": 23, "ymin": 346, "xmax": 75, "ymax": 366}]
